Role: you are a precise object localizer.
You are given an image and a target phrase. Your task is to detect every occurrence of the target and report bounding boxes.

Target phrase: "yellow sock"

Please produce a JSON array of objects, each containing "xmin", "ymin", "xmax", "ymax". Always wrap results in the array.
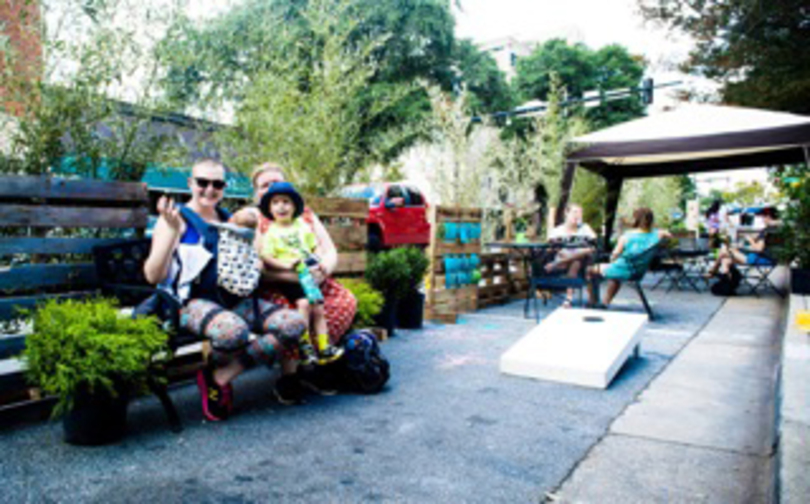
[{"xmin": 316, "ymin": 333, "xmax": 331, "ymax": 351}]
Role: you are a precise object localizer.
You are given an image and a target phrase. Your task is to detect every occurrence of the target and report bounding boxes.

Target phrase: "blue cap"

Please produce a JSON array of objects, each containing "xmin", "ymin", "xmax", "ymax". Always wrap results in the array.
[{"xmin": 259, "ymin": 181, "xmax": 305, "ymax": 220}]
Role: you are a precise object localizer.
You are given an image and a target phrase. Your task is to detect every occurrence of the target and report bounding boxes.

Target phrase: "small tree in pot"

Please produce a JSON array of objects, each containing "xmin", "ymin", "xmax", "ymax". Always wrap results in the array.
[
  {"xmin": 365, "ymin": 249, "xmax": 410, "ymax": 336},
  {"xmin": 23, "ymin": 298, "xmax": 168, "ymax": 445},
  {"xmin": 396, "ymin": 247, "xmax": 430, "ymax": 329}
]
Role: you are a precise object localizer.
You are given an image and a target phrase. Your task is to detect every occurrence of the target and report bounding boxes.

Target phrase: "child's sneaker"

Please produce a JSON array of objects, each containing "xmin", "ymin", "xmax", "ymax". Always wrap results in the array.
[
  {"xmin": 317, "ymin": 344, "xmax": 344, "ymax": 365},
  {"xmin": 196, "ymin": 364, "xmax": 232, "ymax": 421},
  {"xmin": 316, "ymin": 333, "xmax": 344, "ymax": 365},
  {"xmin": 299, "ymin": 341, "xmax": 318, "ymax": 367}
]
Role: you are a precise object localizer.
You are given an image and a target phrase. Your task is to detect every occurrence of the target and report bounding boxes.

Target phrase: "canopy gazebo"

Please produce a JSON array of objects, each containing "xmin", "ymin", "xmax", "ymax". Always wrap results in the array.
[{"xmin": 558, "ymin": 104, "xmax": 810, "ymax": 246}]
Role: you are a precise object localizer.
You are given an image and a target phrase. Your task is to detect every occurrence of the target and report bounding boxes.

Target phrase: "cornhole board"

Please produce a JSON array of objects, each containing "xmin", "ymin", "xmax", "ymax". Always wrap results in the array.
[{"xmin": 500, "ymin": 308, "xmax": 647, "ymax": 389}]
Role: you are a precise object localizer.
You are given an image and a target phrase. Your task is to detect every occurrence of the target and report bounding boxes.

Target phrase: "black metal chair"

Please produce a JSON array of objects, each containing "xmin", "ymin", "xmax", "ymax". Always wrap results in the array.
[
  {"xmin": 601, "ymin": 242, "xmax": 662, "ymax": 321},
  {"xmin": 524, "ymin": 241, "xmax": 600, "ymax": 322}
]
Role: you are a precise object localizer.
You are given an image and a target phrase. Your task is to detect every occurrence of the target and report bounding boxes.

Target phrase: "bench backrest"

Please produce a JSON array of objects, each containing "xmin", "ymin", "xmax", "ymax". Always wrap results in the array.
[{"xmin": 0, "ymin": 176, "xmax": 148, "ymax": 402}]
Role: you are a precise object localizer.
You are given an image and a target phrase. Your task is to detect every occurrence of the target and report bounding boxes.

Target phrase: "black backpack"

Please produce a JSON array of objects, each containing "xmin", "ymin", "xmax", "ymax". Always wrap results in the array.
[
  {"xmin": 711, "ymin": 265, "xmax": 742, "ymax": 296},
  {"xmin": 334, "ymin": 330, "xmax": 390, "ymax": 394}
]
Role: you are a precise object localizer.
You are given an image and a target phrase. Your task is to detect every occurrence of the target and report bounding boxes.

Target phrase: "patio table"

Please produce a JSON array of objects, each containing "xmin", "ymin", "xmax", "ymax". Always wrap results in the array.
[{"xmin": 487, "ymin": 240, "xmax": 600, "ymax": 320}]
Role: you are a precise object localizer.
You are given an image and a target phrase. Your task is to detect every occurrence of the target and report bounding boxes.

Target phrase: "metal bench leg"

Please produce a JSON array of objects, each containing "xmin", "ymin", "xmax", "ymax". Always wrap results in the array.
[
  {"xmin": 148, "ymin": 375, "xmax": 183, "ymax": 433},
  {"xmin": 524, "ymin": 279, "xmax": 532, "ymax": 319},
  {"xmin": 635, "ymin": 282, "xmax": 655, "ymax": 321}
]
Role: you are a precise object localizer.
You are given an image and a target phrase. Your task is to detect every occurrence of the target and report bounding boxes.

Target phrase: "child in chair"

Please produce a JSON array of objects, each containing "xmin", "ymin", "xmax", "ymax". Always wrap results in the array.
[{"xmin": 258, "ymin": 182, "xmax": 343, "ymax": 366}]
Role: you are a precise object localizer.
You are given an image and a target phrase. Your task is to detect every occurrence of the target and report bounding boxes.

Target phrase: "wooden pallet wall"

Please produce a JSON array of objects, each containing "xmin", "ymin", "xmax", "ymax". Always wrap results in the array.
[{"xmin": 425, "ymin": 206, "xmax": 482, "ymax": 324}]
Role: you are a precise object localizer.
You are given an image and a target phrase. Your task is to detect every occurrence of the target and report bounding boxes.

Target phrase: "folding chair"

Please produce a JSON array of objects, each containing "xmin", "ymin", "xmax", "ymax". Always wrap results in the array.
[{"xmin": 737, "ymin": 233, "xmax": 786, "ymax": 297}]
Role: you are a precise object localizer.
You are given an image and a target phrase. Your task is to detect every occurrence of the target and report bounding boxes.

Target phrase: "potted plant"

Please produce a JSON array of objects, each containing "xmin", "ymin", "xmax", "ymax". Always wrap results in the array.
[
  {"xmin": 337, "ymin": 278, "xmax": 384, "ymax": 330},
  {"xmin": 365, "ymin": 249, "xmax": 410, "ymax": 336},
  {"xmin": 514, "ymin": 217, "xmax": 529, "ymax": 243},
  {"xmin": 23, "ymin": 298, "xmax": 168, "ymax": 445},
  {"xmin": 775, "ymin": 167, "xmax": 810, "ymax": 294},
  {"xmin": 396, "ymin": 247, "xmax": 430, "ymax": 329}
]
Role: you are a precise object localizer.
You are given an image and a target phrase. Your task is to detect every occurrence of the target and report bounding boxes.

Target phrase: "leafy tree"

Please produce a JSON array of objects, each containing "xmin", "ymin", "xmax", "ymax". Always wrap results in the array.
[
  {"xmin": 676, "ymin": 174, "xmax": 697, "ymax": 212},
  {"xmin": 453, "ymin": 39, "xmax": 514, "ymax": 114},
  {"xmin": 0, "ymin": 0, "xmax": 179, "ymax": 180},
  {"xmin": 486, "ymin": 74, "xmax": 589, "ymax": 236},
  {"xmin": 638, "ymin": 0, "xmax": 810, "ymax": 113},
  {"xmin": 217, "ymin": 0, "xmax": 413, "ymax": 194},
  {"xmin": 158, "ymin": 0, "xmax": 458, "ymax": 164},
  {"xmin": 512, "ymin": 39, "xmax": 646, "ymax": 128}
]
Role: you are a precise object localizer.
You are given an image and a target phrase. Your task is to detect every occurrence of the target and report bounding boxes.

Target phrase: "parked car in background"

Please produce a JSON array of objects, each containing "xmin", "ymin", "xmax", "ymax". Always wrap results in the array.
[{"xmin": 337, "ymin": 183, "xmax": 431, "ymax": 250}]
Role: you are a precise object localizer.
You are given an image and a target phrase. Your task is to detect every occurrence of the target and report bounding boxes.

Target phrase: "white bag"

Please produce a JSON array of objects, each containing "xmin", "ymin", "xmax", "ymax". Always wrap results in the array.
[{"xmin": 212, "ymin": 222, "xmax": 260, "ymax": 297}]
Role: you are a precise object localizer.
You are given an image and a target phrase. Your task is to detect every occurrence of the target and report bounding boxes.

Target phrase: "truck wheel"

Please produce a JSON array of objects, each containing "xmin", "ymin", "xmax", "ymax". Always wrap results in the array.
[{"xmin": 368, "ymin": 228, "xmax": 383, "ymax": 252}]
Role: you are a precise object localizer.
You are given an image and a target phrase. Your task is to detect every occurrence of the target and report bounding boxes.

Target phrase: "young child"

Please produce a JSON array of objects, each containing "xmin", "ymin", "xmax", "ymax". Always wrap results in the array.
[{"xmin": 258, "ymin": 181, "xmax": 343, "ymax": 366}]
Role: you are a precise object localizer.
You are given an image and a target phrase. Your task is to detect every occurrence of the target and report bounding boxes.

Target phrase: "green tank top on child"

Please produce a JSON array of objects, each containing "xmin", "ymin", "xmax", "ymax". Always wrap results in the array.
[{"xmin": 262, "ymin": 217, "xmax": 318, "ymax": 262}]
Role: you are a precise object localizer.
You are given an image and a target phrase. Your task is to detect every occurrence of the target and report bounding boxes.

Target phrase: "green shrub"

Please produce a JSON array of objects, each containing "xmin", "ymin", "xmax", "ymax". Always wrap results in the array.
[
  {"xmin": 338, "ymin": 279, "xmax": 384, "ymax": 328},
  {"xmin": 400, "ymin": 246, "xmax": 430, "ymax": 292},
  {"xmin": 23, "ymin": 298, "xmax": 169, "ymax": 416},
  {"xmin": 366, "ymin": 249, "xmax": 410, "ymax": 301}
]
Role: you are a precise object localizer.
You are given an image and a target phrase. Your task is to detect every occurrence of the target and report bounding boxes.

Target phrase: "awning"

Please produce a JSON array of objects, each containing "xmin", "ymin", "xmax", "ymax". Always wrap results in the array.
[
  {"xmin": 568, "ymin": 104, "xmax": 810, "ymax": 179},
  {"xmin": 55, "ymin": 156, "xmax": 253, "ymax": 199}
]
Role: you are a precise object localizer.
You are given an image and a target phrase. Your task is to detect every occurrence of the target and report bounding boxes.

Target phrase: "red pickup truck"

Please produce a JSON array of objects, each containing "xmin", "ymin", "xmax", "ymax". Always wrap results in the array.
[{"xmin": 337, "ymin": 183, "xmax": 432, "ymax": 250}]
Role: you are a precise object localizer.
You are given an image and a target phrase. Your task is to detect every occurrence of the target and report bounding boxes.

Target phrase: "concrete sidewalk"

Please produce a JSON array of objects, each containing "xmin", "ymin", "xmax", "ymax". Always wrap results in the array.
[{"xmin": 554, "ymin": 296, "xmax": 784, "ymax": 503}]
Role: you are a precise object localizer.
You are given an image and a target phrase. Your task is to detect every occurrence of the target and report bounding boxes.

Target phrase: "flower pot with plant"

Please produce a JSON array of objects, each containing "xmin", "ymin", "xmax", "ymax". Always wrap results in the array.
[
  {"xmin": 23, "ymin": 298, "xmax": 169, "ymax": 445},
  {"xmin": 396, "ymin": 247, "xmax": 430, "ymax": 329},
  {"xmin": 775, "ymin": 167, "xmax": 810, "ymax": 294},
  {"xmin": 365, "ymin": 249, "xmax": 410, "ymax": 336}
]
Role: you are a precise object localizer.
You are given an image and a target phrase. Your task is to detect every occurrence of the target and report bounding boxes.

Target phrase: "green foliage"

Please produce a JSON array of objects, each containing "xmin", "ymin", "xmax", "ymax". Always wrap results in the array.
[
  {"xmin": 365, "ymin": 249, "xmax": 410, "ymax": 301},
  {"xmin": 773, "ymin": 165, "xmax": 810, "ymax": 268},
  {"xmin": 619, "ymin": 176, "xmax": 682, "ymax": 229},
  {"xmin": 677, "ymin": 175, "xmax": 697, "ymax": 212},
  {"xmin": 639, "ymin": 0, "xmax": 810, "ymax": 114},
  {"xmin": 513, "ymin": 39, "xmax": 646, "ymax": 128},
  {"xmin": 23, "ymin": 298, "xmax": 169, "ymax": 417},
  {"xmin": 399, "ymin": 246, "xmax": 430, "ymax": 290},
  {"xmin": 337, "ymin": 279, "xmax": 384, "ymax": 328},
  {"xmin": 158, "ymin": 0, "xmax": 459, "ymax": 170},
  {"xmin": 0, "ymin": 0, "xmax": 181, "ymax": 180},
  {"xmin": 486, "ymin": 74, "xmax": 589, "ymax": 234},
  {"xmin": 453, "ymin": 39, "xmax": 515, "ymax": 114}
]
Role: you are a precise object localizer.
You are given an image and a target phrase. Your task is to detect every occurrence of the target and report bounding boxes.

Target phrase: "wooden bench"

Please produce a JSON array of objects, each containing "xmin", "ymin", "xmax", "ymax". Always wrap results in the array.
[
  {"xmin": 0, "ymin": 175, "xmax": 371, "ymax": 428},
  {"xmin": 0, "ymin": 175, "xmax": 153, "ymax": 423}
]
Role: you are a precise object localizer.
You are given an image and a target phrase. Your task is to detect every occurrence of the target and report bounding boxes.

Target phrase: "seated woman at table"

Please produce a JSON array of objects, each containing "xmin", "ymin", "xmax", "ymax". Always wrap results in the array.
[
  {"xmin": 587, "ymin": 207, "xmax": 671, "ymax": 308},
  {"xmin": 544, "ymin": 204, "xmax": 597, "ymax": 307},
  {"xmin": 705, "ymin": 206, "xmax": 780, "ymax": 278}
]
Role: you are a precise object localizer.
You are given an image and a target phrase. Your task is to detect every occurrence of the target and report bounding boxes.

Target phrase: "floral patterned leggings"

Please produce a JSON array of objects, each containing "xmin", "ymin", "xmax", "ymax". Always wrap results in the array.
[{"xmin": 180, "ymin": 298, "xmax": 306, "ymax": 368}]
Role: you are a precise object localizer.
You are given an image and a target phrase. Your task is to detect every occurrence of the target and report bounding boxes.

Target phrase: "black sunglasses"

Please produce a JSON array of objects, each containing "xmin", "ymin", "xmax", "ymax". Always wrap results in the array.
[{"xmin": 195, "ymin": 177, "xmax": 226, "ymax": 190}]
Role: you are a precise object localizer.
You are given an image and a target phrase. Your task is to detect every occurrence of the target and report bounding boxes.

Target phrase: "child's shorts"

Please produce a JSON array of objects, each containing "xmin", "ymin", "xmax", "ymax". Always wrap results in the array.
[{"xmin": 275, "ymin": 282, "xmax": 307, "ymax": 305}]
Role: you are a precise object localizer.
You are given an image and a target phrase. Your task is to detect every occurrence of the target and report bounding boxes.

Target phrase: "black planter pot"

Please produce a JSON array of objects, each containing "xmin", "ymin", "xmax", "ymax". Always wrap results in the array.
[
  {"xmin": 397, "ymin": 290, "xmax": 425, "ymax": 329},
  {"xmin": 374, "ymin": 298, "xmax": 399, "ymax": 337},
  {"xmin": 791, "ymin": 268, "xmax": 810, "ymax": 295},
  {"xmin": 63, "ymin": 384, "xmax": 130, "ymax": 446}
]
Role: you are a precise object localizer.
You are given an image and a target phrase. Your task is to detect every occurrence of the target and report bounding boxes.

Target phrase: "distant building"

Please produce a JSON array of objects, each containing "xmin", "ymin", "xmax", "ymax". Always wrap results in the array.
[{"xmin": 479, "ymin": 37, "xmax": 538, "ymax": 82}]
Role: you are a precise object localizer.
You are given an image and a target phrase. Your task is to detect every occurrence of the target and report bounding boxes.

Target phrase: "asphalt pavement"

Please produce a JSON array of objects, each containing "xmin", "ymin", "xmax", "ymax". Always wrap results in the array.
[{"xmin": 2, "ymin": 282, "xmax": 784, "ymax": 503}]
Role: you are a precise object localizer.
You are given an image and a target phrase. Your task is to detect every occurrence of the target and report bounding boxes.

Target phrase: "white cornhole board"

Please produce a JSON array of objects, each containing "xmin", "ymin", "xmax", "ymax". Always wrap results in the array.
[{"xmin": 500, "ymin": 308, "xmax": 647, "ymax": 389}]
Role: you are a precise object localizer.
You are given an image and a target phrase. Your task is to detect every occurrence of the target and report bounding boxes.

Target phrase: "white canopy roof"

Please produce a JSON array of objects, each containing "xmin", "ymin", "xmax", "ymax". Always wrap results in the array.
[{"xmin": 567, "ymin": 104, "xmax": 810, "ymax": 178}]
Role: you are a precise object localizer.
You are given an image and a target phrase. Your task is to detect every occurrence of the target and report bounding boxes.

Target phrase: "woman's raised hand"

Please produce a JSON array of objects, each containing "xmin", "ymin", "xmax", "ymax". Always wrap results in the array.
[{"xmin": 157, "ymin": 195, "xmax": 182, "ymax": 233}]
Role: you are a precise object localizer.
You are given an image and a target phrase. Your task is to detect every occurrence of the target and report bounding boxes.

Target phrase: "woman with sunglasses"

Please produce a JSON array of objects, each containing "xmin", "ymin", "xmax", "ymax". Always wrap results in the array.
[
  {"xmin": 144, "ymin": 158, "xmax": 307, "ymax": 422},
  {"xmin": 231, "ymin": 162, "xmax": 358, "ymax": 403}
]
